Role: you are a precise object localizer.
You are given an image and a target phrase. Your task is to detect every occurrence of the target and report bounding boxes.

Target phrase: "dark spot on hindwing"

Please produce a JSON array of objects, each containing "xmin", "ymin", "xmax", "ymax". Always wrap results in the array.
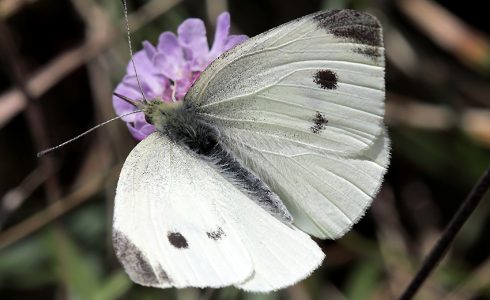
[
  {"xmin": 314, "ymin": 70, "xmax": 338, "ymax": 90},
  {"xmin": 168, "ymin": 232, "xmax": 188, "ymax": 249},
  {"xmin": 311, "ymin": 111, "xmax": 328, "ymax": 134},
  {"xmin": 313, "ymin": 9, "xmax": 382, "ymax": 46},
  {"xmin": 113, "ymin": 230, "xmax": 166, "ymax": 285},
  {"xmin": 207, "ymin": 227, "xmax": 226, "ymax": 240}
]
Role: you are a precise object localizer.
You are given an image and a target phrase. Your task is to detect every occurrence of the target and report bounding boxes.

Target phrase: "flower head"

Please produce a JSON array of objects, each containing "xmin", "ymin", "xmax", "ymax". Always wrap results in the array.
[{"xmin": 113, "ymin": 12, "xmax": 248, "ymax": 140}]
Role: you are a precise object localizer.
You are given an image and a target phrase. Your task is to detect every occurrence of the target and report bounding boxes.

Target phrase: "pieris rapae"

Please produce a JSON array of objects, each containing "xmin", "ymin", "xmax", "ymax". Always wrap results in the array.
[{"xmin": 112, "ymin": 9, "xmax": 390, "ymax": 292}]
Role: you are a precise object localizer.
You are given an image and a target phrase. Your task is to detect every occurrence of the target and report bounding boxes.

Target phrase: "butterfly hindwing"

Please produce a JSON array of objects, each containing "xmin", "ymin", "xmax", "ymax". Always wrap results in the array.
[
  {"xmin": 224, "ymin": 129, "xmax": 390, "ymax": 239},
  {"xmin": 219, "ymin": 190, "xmax": 325, "ymax": 292}
]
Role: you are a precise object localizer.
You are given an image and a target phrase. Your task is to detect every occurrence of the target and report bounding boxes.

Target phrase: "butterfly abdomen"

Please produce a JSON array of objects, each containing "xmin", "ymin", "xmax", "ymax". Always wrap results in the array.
[{"xmin": 158, "ymin": 103, "xmax": 292, "ymax": 223}]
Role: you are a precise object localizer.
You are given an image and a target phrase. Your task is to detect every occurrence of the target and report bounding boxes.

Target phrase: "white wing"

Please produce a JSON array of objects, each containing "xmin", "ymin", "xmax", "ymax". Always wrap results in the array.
[
  {"xmin": 226, "ymin": 129, "xmax": 390, "ymax": 239},
  {"xmin": 187, "ymin": 9, "xmax": 385, "ymax": 156},
  {"xmin": 185, "ymin": 9, "xmax": 388, "ymax": 239},
  {"xmin": 113, "ymin": 133, "xmax": 252, "ymax": 288},
  {"xmin": 216, "ymin": 167, "xmax": 325, "ymax": 292},
  {"xmin": 113, "ymin": 132, "xmax": 324, "ymax": 291}
]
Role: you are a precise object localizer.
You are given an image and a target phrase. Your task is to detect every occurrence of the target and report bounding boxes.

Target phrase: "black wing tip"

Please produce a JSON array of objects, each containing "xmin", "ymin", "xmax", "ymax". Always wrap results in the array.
[
  {"xmin": 314, "ymin": 9, "xmax": 381, "ymax": 28},
  {"xmin": 313, "ymin": 9, "xmax": 382, "ymax": 47}
]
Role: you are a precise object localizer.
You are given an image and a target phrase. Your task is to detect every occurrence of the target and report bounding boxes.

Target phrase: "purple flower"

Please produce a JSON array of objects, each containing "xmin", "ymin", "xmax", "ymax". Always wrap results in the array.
[{"xmin": 113, "ymin": 12, "xmax": 248, "ymax": 140}]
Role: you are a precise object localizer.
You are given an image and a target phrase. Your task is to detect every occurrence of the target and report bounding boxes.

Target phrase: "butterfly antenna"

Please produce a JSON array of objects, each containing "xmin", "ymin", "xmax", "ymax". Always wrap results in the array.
[
  {"xmin": 121, "ymin": 0, "xmax": 148, "ymax": 103},
  {"xmin": 37, "ymin": 110, "xmax": 142, "ymax": 157},
  {"xmin": 114, "ymin": 92, "xmax": 140, "ymax": 107}
]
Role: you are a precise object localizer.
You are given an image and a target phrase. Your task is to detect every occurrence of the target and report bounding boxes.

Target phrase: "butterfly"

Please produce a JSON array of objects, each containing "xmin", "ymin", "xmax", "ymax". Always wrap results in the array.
[{"xmin": 112, "ymin": 9, "xmax": 389, "ymax": 292}]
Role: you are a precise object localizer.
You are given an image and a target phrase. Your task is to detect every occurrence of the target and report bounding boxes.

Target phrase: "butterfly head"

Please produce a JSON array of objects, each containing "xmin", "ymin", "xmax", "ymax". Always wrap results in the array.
[
  {"xmin": 141, "ymin": 100, "xmax": 185, "ymax": 129},
  {"xmin": 113, "ymin": 92, "xmax": 185, "ymax": 130}
]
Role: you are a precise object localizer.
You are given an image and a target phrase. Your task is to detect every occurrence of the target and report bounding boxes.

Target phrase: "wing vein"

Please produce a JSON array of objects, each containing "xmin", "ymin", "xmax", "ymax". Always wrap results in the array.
[
  {"xmin": 204, "ymin": 114, "xmax": 368, "ymax": 149},
  {"xmin": 250, "ymin": 149, "xmax": 333, "ymax": 237}
]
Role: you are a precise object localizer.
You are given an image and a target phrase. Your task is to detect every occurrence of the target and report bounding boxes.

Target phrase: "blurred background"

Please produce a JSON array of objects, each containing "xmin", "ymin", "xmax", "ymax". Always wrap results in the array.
[{"xmin": 0, "ymin": 0, "xmax": 489, "ymax": 299}]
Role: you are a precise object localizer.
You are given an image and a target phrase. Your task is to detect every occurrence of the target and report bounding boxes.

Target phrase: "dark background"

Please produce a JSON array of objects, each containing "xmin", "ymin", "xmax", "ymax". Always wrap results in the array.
[{"xmin": 0, "ymin": 0, "xmax": 489, "ymax": 299}]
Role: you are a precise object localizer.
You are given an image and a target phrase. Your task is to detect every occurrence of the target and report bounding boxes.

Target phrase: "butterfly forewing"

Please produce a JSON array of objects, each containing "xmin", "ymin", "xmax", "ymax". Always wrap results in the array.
[
  {"xmin": 113, "ymin": 132, "xmax": 324, "ymax": 291},
  {"xmin": 185, "ymin": 9, "xmax": 389, "ymax": 239},
  {"xmin": 114, "ymin": 133, "xmax": 253, "ymax": 288},
  {"xmin": 186, "ymin": 9, "xmax": 385, "ymax": 156}
]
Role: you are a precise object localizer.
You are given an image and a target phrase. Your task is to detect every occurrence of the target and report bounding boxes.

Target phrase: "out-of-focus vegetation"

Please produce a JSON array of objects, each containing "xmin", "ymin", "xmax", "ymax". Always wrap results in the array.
[{"xmin": 0, "ymin": 0, "xmax": 489, "ymax": 299}]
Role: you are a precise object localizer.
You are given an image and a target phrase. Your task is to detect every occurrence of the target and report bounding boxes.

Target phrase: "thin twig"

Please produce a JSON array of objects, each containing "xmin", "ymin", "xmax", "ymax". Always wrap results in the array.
[{"xmin": 399, "ymin": 166, "xmax": 490, "ymax": 300}]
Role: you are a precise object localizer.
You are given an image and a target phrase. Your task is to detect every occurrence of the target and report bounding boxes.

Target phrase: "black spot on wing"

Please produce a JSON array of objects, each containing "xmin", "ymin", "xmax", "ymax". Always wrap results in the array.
[
  {"xmin": 331, "ymin": 25, "xmax": 381, "ymax": 47},
  {"xmin": 113, "ymin": 230, "xmax": 161, "ymax": 285},
  {"xmin": 314, "ymin": 70, "xmax": 338, "ymax": 90},
  {"xmin": 311, "ymin": 111, "xmax": 328, "ymax": 134},
  {"xmin": 168, "ymin": 232, "xmax": 188, "ymax": 249},
  {"xmin": 207, "ymin": 227, "xmax": 226, "ymax": 240},
  {"xmin": 313, "ymin": 9, "xmax": 382, "ymax": 46},
  {"xmin": 354, "ymin": 46, "xmax": 381, "ymax": 61}
]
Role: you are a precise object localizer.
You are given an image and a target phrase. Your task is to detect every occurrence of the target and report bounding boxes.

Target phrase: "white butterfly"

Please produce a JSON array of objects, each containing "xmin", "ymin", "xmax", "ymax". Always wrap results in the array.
[{"xmin": 112, "ymin": 9, "xmax": 389, "ymax": 292}]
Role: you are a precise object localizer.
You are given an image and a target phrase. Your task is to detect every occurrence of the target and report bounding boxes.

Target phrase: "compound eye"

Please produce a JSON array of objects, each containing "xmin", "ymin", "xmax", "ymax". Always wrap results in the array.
[{"xmin": 144, "ymin": 115, "xmax": 153, "ymax": 124}]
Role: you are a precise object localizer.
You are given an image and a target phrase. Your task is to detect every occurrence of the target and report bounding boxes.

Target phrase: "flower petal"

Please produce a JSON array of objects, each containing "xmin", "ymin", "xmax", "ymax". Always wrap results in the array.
[
  {"xmin": 178, "ymin": 18, "xmax": 209, "ymax": 70},
  {"xmin": 157, "ymin": 32, "xmax": 182, "ymax": 56},
  {"xmin": 122, "ymin": 74, "xmax": 165, "ymax": 101},
  {"xmin": 114, "ymin": 12, "xmax": 243, "ymax": 141},
  {"xmin": 113, "ymin": 81, "xmax": 143, "ymax": 122},
  {"xmin": 126, "ymin": 49, "xmax": 153, "ymax": 76},
  {"xmin": 224, "ymin": 34, "xmax": 248, "ymax": 52},
  {"xmin": 128, "ymin": 121, "xmax": 155, "ymax": 141},
  {"xmin": 154, "ymin": 32, "xmax": 189, "ymax": 80},
  {"xmin": 175, "ymin": 78, "xmax": 195, "ymax": 100},
  {"xmin": 209, "ymin": 12, "xmax": 231, "ymax": 57},
  {"xmin": 154, "ymin": 54, "xmax": 190, "ymax": 81},
  {"xmin": 143, "ymin": 41, "xmax": 157, "ymax": 60}
]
